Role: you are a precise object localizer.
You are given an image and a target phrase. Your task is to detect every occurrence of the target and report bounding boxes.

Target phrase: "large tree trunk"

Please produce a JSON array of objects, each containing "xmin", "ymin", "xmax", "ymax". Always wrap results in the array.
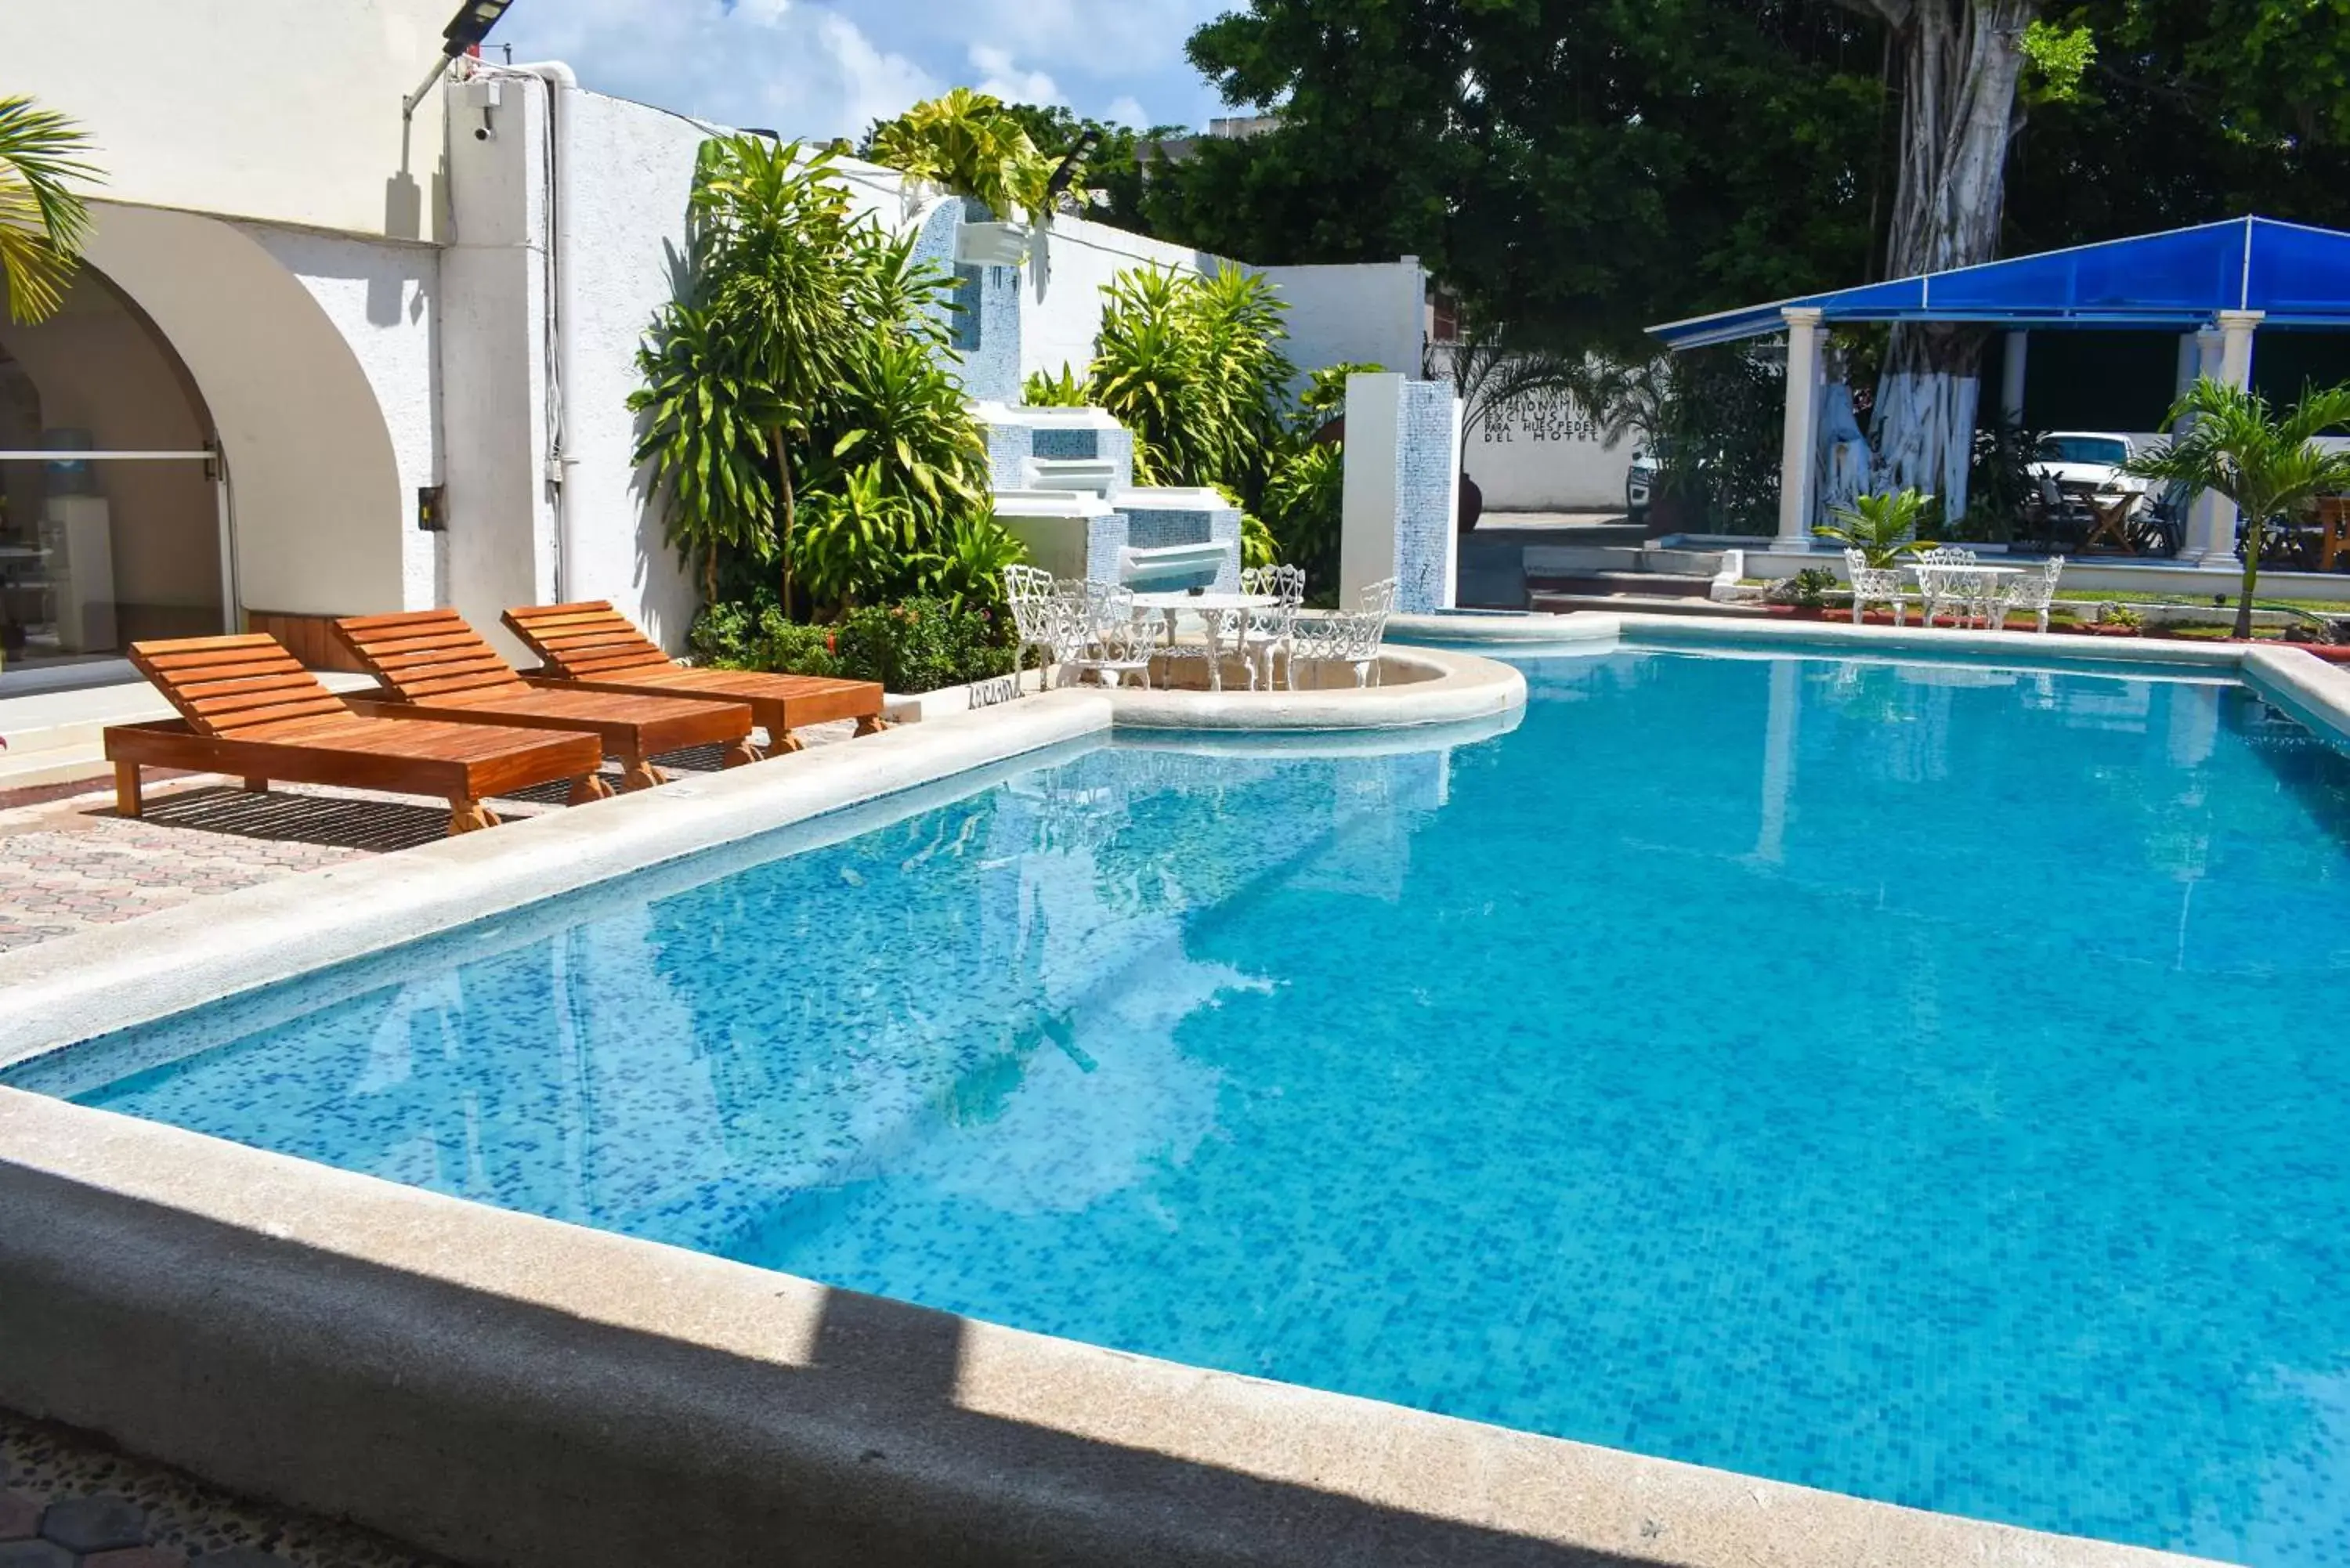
[{"xmin": 1867, "ymin": 0, "xmax": 2037, "ymax": 518}]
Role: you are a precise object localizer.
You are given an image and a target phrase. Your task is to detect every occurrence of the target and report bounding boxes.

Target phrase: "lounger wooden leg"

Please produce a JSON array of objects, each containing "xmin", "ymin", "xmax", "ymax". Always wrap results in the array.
[
  {"xmin": 244, "ymin": 776, "xmax": 268, "ymax": 793},
  {"xmin": 114, "ymin": 761, "xmax": 143, "ymax": 819},
  {"xmin": 620, "ymin": 759, "xmax": 664, "ymax": 791},
  {"xmin": 566, "ymin": 773, "xmax": 617, "ymax": 805},
  {"xmin": 721, "ymin": 738, "xmax": 760, "ymax": 768},
  {"xmin": 768, "ymin": 728, "xmax": 807, "ymax": 754},
  {"xmin": 448, "ymin": 798, "xmax": 499, "ymax": 835},
  {"xmin": 854, "ymin": 715, "xmax": 893, "ymax": 736}
]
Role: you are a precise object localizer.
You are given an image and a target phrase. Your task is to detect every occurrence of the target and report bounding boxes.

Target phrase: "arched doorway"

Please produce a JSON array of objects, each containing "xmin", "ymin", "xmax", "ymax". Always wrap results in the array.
[{"xmin": 0, "ymin": 264, "xmax": 228, "ymax": 684}]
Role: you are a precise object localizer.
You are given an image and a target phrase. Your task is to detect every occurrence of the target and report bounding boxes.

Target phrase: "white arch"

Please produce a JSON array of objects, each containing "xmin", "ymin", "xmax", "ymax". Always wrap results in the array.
[{"xmin": 78, "ymin": 202, "xmax": 408, "ymax": 616}]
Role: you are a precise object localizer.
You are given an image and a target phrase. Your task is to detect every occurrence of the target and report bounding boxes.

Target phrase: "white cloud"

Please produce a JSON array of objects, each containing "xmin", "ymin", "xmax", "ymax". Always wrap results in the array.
[
  {"xmin": 967, "ymin": 44, "xmax": 1061, "ymax": 109},
  {"xmin": 495, "ymin": 0, "xmax": 1231, "ymax": 139},
  {"xmin": 495, "ymin": 0, "xmax": 938, "ymax": 139},
  {"xmin": 1104, "ymin": 95, "xmax": 1149, "ymax": 127}
]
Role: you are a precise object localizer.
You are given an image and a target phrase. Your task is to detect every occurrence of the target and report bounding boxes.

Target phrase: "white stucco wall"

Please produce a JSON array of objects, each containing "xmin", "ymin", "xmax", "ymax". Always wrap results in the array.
[
  {"xmin": 1262, "ymin": 262, "xmax": 1427, "ymax": 390},
  {"xmin": 235, "ymin": 225, "xmax": 443, "ymax": 611},
  {"xmin": 78, "ymin": 203, "xmax": 410, "ymax": 620},
  {"xmin": 559, "ymin": 88, "xmax": 715, "ymax": 650},
  {"xmin": 1463, "ymin": 396, "xmax": 1632, "ymax": 512},
  {"xmin": 1021, "ymin": 217, "xmax": 1223, "ymax": 386},
  {"xmin": 6, "ymin": 0, "xmax": 458, "ymax": 240}
]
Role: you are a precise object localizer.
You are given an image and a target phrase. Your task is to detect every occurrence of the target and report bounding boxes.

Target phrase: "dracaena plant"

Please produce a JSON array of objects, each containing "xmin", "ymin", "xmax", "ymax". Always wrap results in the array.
[{"xmin": 2124, "ymin": 378, "xmax": 2350, "ymax": 639}]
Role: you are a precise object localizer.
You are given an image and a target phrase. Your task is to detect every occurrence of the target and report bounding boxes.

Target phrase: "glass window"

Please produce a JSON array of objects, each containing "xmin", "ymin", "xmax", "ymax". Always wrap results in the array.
[{"xmin": 2034, "ymin": 435, "xmax": 2131, "ymax": 466}]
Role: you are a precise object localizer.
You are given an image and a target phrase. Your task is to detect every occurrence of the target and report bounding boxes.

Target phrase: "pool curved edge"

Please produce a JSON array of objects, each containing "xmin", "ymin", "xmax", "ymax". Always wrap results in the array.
[
  {"xmin": 1104, "ymin": 645, "xmax": 1528, "ymax": 732},
  {"xmin": 0, "ymin": 690, "xmax": 1118, "ymax": 1067},
  {"xmin": 0, "ymin": 1087, "xmax": 2218, "ymax": 1568}
]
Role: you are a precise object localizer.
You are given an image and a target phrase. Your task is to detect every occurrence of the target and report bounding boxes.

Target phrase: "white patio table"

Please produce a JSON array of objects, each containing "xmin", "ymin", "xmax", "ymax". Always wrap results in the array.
[
  {"xmin": 1907, "ymin": 561, "xmax": 2022, "ymax": 629},
  {"xmin": 1130, "ymin": 590, "xmax": 1276, "ymax": 692}
]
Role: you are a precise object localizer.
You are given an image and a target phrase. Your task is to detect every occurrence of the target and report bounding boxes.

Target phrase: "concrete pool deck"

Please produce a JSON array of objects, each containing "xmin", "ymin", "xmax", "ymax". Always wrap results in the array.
[{"xmin": 0, "ymin": 621, "xmax": 2297, "ymax": 1568}]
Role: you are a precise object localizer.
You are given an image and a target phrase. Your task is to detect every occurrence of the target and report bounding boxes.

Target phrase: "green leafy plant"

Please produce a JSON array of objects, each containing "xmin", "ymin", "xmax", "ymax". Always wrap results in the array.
[
  {"xmin": 1023, "ymin": 363, "xmax": 1090, "ymax": 406},
  {"xmin": 909, "ymin": 507, "xmax": 1028, "ymax": 619},
  {"xmin": 632, "ymin": 137, "xmax": 862, "ymax": 602},
  {"xmin": 689, "ymin": 595, "xmax": 842, "ymax": 675},
  {"xmin": 832, "ymin": 597, "xmax": 1015, "ymax": 693},
  {"xmin": 0, "ymin": 94, "xmax": 99, "ymax": 325},
  {"xmin": 1787, "ymin": 567, "xmax": 1839, "ymax": 609},
  {"xmin": 1089, "ymin": 264, "xmax": 1295, "ymax": 491},
  {"xmin": 2102, "ymin": 602, "xmax": 2144, "ymax": 630},
  {"xmin": 864, "ymin": 88, "xmax": 1073, "ymax": 221},
  {"xmin": 1257, "ymin": 441, "xmax": 1343, "ymax": 598},
  {"xmin": 634, "ymin": 135, "xmax": 992, "ymax": 619},
  {"xmin": 1817, "ymin": 488, "xmax": 1938, "ymax": 569},
  {"xmin": 2124, "ymin": 377, "xmax": 2350, "ymax": 638}
]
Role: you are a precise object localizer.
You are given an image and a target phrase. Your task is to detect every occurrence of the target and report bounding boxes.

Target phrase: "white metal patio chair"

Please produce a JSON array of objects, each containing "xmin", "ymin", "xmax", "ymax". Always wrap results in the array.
[
  {"xmin": 1003, "ymin": 565, "xmax": 1065, "ymax": 691},
  {"xmin": 1235, "ymin": 563, "xmax": 1307, "ymax": 690},
  {"xmin": 1915, "ymin": 547, "xmax": 1996, "ymax": 630},
  {"xmin": 1289, "ymin": 576, "xmax": 1397, "ymax": 689},
  {"xmin": 1061, "ymin": 582, "xmax": 1162, "ymax": 688},
  {"xmin": 2001, "ymin": 555, "xmax": 2066, "ymax": 634},
  {"xmin": 1841, "ymin": 548, "xmax": 1905, "ymax": 627}
]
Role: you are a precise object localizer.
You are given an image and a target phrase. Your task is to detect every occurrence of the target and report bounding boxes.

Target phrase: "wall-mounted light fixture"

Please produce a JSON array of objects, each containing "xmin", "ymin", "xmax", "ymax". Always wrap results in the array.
[
  {"xmin": 1045, "ymin": 129, "xmax": 1101, "ymax": 204},
  {"xmin": 403, "ymin": 0, "xmax": 519, "ymax": 121}
]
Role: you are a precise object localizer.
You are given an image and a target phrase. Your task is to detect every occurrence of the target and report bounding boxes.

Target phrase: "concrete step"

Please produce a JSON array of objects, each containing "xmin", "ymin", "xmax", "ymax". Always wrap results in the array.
[
  {"xmin": 1529, "ymin": 572, "xmax": 1716, "ymax": 599},
  {"xmin": 1531, "ymin": 593, "xmax": 1774, "ymax": 618}
]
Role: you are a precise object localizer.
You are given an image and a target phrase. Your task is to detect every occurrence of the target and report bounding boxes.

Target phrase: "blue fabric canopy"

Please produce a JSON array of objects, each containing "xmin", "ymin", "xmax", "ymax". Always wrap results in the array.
[{"xmin": 1647, "ymin": 217, "xmax": 2350, "ymax": 349}]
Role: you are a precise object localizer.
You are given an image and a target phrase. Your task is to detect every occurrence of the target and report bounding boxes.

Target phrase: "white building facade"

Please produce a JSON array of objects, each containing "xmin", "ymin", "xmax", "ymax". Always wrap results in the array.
[{"xmin": 0, "ymin": 2, "xmax": 1488, "ymax": 693}]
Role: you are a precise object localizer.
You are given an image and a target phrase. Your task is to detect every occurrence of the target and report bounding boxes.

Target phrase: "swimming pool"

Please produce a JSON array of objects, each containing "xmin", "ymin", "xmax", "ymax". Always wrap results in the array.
[{"xmin": 14, "ymin": 643, "xmax": 2350, "ymax": 1566}]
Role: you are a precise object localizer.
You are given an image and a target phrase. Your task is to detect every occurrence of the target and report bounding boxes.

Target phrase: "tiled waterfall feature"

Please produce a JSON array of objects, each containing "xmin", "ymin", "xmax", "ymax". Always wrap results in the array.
[{"xmin": 1340, "ymin": 373, "xmax": 1464, "ymax": 613}]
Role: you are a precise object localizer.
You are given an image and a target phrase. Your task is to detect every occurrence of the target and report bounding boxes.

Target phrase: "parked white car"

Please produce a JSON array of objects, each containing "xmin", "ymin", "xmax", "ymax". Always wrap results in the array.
[{"xmin": 2032, "ymin": 431, "xmax": 2157, "ymax": 517}]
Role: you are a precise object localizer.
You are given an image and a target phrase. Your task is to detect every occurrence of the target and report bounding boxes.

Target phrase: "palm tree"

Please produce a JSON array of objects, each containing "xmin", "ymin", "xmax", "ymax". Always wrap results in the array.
[
  {"xmin": 0, "ymin": 94, "xmax": 99, "ymax": 325},
  {"xmin": 2124, "ymin": 378, "xmax": 2350, "ymax": 639}
]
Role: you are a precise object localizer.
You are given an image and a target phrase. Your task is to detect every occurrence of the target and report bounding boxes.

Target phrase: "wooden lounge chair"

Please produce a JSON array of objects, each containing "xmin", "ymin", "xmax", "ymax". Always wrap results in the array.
[
  {"xmin": 108, "ymin": 634, "xmax": 603, "ymax": 836},
  {"xmin": 331, "ymin": 610, "xmax": 759, "ymax": 793},
  {"xmin": 502, "ymin": 600, "xmax": 887, "ymax": 754}
]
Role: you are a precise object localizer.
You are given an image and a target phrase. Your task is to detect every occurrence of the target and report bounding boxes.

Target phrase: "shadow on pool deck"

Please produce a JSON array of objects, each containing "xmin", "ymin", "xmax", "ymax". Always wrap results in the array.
[{"xmin": 0, "ymin": 1159, "xmax": 1643, "ymax": 1568}]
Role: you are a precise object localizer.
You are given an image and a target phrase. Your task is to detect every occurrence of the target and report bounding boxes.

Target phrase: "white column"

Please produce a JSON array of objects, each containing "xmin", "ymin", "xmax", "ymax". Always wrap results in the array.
[
  {"xmin": 2183, "ymin": 310, "xmax": 2263, "ymax": 565},
  {"xmin": 2000, "ymin": 331, "xmax": 2029, "ymax": 423},
  {"xmin": 1776, "ymin": 307, "xmax": 1826, "ymax": 549}
]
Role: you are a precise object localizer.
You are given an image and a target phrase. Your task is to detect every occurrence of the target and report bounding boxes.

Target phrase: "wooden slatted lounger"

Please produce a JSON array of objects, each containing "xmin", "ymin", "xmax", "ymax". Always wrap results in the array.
[
  {"xmin": 107, "ymin": 634, "xmax": 604, "ymax": 836},
  {"xmin": 501, "ymin": 601, "xmax": 888, "ymax": 754},
  {"xmin": 331, "ymin": 610, "xmax": 759, "ymax": 793}
]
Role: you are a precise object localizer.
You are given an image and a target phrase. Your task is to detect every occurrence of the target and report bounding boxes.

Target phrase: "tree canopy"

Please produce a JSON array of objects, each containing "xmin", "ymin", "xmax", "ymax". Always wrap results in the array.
[{"xmin": 1131, "ymin": 0, "xmax": 2350, "ymax": 356}]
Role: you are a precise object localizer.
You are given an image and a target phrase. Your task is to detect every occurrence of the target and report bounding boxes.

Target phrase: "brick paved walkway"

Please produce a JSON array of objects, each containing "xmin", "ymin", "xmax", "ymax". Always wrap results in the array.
[
  {"xmin": 0, "ymin": 1407, "xmax": 447, "ymax": 1567},
  {"xmin": 0, "ymin": 726, "xmax": 856, "ymax": 954}
]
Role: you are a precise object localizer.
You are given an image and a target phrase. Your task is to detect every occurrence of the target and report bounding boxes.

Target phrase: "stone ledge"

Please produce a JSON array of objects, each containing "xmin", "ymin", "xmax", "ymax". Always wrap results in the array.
[
  {"xmin": 1103, "ymin": 645, "xmax": 1526, "ymax": 732},
  {"xmin": 0, "ymin": 1089, "xmax": 2218, "ymax": 1568}
]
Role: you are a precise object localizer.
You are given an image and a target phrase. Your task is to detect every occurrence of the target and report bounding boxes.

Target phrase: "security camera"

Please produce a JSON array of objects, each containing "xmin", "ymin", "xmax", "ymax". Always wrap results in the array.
[{"xmin": 474, "ymin": 123, "xmax": 493, "ymax": 141}]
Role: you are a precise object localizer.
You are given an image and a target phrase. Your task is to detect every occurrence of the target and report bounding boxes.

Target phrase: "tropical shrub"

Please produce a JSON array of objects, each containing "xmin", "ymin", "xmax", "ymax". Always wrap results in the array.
[
  {"xmin": 864, "ymin": 89, "xmax": 1078, "ymax": 221},
  {"xmin": 2124, "ymin": 377, "xmax": 2350, "ymax": 639},
  {"xmin": 634, "ymin": 134, "xmax": 1013, "ymax": 617},
  {"xmin": 1090, "ymin": 264, "xmax": 1295, "ymax": 491},
  {"xmin": 1817, "ymin": 488, "xmax": 1936, "ymax": 569},
  {"xmin": 832, "ymin": 598, "xmax": 1015, "ymax": 692},
  {"xmin": 1023, "ymin": 363, "xmax": 1089, "ymax": 406},
  {"xmin": 689, "ymin": 595, "xmax": 841, "ymax": 675},
  {"xmin": 1257, "ymin": 441, "xmax": 1343, "ymax": 599}
]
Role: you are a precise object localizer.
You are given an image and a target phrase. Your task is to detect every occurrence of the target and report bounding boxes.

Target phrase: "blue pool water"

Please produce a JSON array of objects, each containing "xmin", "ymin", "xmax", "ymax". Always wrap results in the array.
[{"xmin": 16, "ymin": 643, "xmax": 2350, "ymax": 1564}]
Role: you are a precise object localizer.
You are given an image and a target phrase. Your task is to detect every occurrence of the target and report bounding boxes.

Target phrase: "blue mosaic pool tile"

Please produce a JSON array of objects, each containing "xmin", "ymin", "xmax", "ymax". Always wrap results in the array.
[{"xmin": 19, "ymin": 654, "xmax": 2350, "ymax": 1566}]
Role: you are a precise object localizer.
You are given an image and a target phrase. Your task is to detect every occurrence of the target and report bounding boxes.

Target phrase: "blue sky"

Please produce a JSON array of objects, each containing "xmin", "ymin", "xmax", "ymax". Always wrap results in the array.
[{"xmin": 493, "ymin": 0, "xmax": 1242, "ymax": 142}]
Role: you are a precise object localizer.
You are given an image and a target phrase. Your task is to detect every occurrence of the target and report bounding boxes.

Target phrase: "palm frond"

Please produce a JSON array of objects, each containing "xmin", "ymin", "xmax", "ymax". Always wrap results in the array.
[{"xmin": 0, "ymin": 93, "xmax": 101, "ymax": 324}]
